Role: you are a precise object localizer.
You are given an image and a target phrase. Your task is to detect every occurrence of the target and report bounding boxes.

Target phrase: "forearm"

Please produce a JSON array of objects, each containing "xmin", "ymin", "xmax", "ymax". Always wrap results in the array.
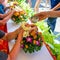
[
  {"xmin": 2, "ymin": 0, "xmax": 8, "ymax": 6},
  {"xmin": 27, "ymin": 0, "xmax": 31, "ymax": 3},
  {"xmin": 46, "ymin": 11, "xmax": 60, "ymax": 17},
  {"xmin": 52, "ymin": 3, "xmax": 60, "ymax": 11},
  {"xmin": 4, "ymin": 7, "xmax": 10, "ymax": 11},
  {"xmin": 9, "ymin": 30, "xmax": 23, "ymax": 60},
  {"xmin": 27, "ymin": 0, "xmax": 31, "ymax": 7},
  {"xmin": 2, "ymin": 10, "xmax": 13, "ymax": 18},
  {"xmin": 45, "ymin": 0, "xmax": 49, "ymax": 7},
  {"xmin": 9, "ymin": 40, "xmax": 20, "ymax": 60},
  {"xmin": 34, "ymin": 0, "xmax": 41, "ymax": 12},
  {"xmin": 35, "ymin": 0, "xmax": 41, "ymax": 8},
  {"xmin": 2, "ymin": 27, "xmax": 21, "ymax": 41},
  {"xmin": 1, "ymin": 10, "xmax": 14, "ymax": 25}
]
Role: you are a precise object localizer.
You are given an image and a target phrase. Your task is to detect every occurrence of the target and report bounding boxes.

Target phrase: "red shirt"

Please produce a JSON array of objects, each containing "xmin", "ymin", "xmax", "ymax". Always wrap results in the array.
[{"xmin": 0, "ymin": 24, "xmax": 9, "ymax": 54}]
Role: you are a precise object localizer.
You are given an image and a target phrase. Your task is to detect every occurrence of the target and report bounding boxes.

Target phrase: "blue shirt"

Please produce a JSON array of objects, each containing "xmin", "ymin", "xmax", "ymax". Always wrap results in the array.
[
  {"xmin": 50, "ymin": 0, "xmax": 60, "ymax": 8},
  {"xmin": 0, "ymin": 4, "xmax": 5, "ymax": 14}
]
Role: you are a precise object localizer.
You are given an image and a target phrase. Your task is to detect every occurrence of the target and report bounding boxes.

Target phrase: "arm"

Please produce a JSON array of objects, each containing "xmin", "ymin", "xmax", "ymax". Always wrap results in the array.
[
  {"xmin": 34, "ymin": 0, "xmax": 41, "ymax": 12},
  {"xmin": 51, "ymin": 3, "xmax": 60, "ymax": 11},
  {"xmin": 27, "ymin": 0, "xmax": 32, "ymax": 7},
  {"xmin": 2, "ymin": 0, "xmax": 9, "ymax": 11},
  {"xmin": 46, "ymin": 11, "xmax": 60, "ymax": 17},
  {"xmin": 4, "ymin": 7, "xmax": 10, "ymax": 11},
  {"xmin": 0, "ymin": 9, "xmax": 14, "ymax": 19},
  {"xmin": 45, "ymin": 0, "xmax": 49, "ymax": 7},
  {"xmin": 0, "ymin": 10, "xmax": 11, "ymax": 18},
  {"xmin": 2, "ymin": 27, "xmax": 22, "ymax": 41},
  {"xmin": 31, "ymin": 11, "xmax": 60, "ymax": 22},
  {"xmin": 2, "ymin": 0, "xmax": 8, "ymax": 6},
  {"xmin": 0, "ymin": 10, "xmax": 15, "ymax": 25},
  {"xmin": 37, "ymin": 11, "xmax": 60, "ymax": 20},
  {"xmin": 8, "ymin": 29, "xmax": 24, "ymax": 60}
]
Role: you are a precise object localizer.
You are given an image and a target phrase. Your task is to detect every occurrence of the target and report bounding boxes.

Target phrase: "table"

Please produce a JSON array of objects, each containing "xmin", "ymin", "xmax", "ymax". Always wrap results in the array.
[{"xmin": 7, "ymin": 20, "xmax": 53, "ymax": 60}]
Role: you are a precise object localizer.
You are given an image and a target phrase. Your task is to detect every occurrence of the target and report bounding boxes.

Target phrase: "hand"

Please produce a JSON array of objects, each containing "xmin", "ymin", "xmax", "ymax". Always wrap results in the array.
[
  {"xmin": 11, "ymin": 9, "xmax": 16, "ymax": 13},
  {"xmin": 34, "ymin": 6, "xmax": 39, "ymax": 13},
  {"xmin": 18, "ymin": 28, "xmax": 24, "ymax": 42},
  {"xmin": 35, "ymin": 11, "xmax": 48, "ymax": 20},
  {"xmin": 30, "ymin": 11, "xmax": 48, "ymax": 23},
  {"xmin": 18, "ymin": 26, "xmax": 24, "ymax": 34},
  {"xmin": 9, "ymin": 8, "xmax": 15, "ymax": 13}
]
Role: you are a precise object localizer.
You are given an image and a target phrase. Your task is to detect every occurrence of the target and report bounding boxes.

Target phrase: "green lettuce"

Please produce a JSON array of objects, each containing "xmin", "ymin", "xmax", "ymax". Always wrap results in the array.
[{"xmin": 35, "ymin": 21, "xmax": 60, "ymax": 59}]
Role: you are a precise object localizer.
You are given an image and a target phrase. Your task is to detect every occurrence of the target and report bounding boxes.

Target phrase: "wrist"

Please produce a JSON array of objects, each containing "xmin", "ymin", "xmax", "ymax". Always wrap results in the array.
[{"xmin": 45, "ymin": 11, "xmax": 51, "ymax": 17}]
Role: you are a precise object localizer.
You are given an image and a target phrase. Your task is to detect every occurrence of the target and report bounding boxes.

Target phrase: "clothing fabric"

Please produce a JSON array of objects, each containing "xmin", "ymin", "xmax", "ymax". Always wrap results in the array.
[
  {"xmin": 31, "ymin": 0, "xmax": 36, "ymax": 8},
  {"xmin": 0, "ymin": 4, "xmax": 9, "ymax": 55},
  {"xmin": 0, "ymin": 39, "xmax": 9, "ymax": 54},
  {"xmin": 0, "ymin": 30, "xmax": 5, "ymax": 38},
  {"xmin": 50, "ymin": 0, "xmax": 60, "ymax": 8},
  {"xmin": 47, "ymin": 0, "xmax": 60, "ymax": 32},
  {"xmin": 0, "ymin": 4, "xmax": 5, "ymax": 14},
  {"xmin": 0, "ymin": 24, "xmax": 7, "ymax": 32},
  {"xmin": 0, "ymin": 51, "xmax": 8, "ymax": 60}
]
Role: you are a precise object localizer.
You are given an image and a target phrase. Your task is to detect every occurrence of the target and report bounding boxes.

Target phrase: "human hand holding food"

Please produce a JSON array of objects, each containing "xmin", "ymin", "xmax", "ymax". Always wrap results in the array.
[{"xmin": 30, "ymin": 11, "xmax": 48, "ymax": 23}]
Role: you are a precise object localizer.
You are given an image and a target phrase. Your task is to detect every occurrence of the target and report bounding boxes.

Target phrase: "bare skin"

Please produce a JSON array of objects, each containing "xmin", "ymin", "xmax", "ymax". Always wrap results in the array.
[
  {"xmin": 7, "ymin": 29, "xmax": 24, "ymax": 60},
  {"xmin": 31, "ymin": 3, "xmax": 60, "ymax": 22}
]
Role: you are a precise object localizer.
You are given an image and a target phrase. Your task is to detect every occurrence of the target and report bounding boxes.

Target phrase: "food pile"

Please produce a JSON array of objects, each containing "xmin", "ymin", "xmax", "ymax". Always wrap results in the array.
[{"xmin": 20, "ymin": 22, "xmax": 43, "ymax": 53}]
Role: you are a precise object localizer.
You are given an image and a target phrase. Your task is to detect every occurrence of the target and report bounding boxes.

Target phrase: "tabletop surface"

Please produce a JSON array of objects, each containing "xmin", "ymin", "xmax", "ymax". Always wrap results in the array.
[{"xmin": 7, "ymin": 20, "xmax": 53, "ymax": 60}]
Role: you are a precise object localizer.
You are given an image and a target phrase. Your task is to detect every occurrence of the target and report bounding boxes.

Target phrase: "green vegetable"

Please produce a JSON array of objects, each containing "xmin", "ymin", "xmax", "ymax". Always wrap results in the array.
[
  {"xmin": 35, "ymin": 21, "xmax": 60, "ymax": 58},
  {"xmin": 11, "ymin": 0, "xmax": 35, "ymax": 23},
  {"xmin": 57, "ymin": 55, "xmax": 60, "ymax": 60},
  {"xmin": 17, "ymin": 0, "xmax": 35, "ymax": 18}
]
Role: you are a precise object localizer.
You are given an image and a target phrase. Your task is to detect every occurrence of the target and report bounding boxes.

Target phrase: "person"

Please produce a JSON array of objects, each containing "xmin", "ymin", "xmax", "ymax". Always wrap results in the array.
[
  {"xmin": 0, "ymin": 0, "xmax": 15, "ymax": 32},
  {"xmin": 27, "ymin": 0, "xmax": 41, "ymax": 9},
  {"xmin": 31, "ymin": 1, "xmax": 60, "ymax": 32},
  {"xmin": 51, "ymin": 2, "xmax": 60, "ymax": 11},
  {"xmin": 2, "ymin": 0, "xmax": 8, "ymax": 6},
  {"xmin": 34, "ymin": 0, "xmax": 49, "ymax": 12},
  {"xmin": 34, "ymin": 0, "xmax": 60, "ymax": 32},
  {"xmin": 0, "ymin": 0, "xmax": 15, "ymax": 26},
  {"xmin": 0, "ymin": 28, "xmax": 24, "ymax": 60},
  {"xmin": 31, "ymin": 3, "xmax": 60, "ymax": 21},
  {"xmin": 26, "ymin": 0, "xmax": 35, "ymax": 8},
  {"xmin": 34, "ymin": 0, "xmax": 41, "ymax": 12},
  {"xmin": 26, "ymin": 0, "xmax": 32, "ymax": 7},
  {"xmin": 31, "ymin": 11, "xmax": 60, "ymax": 21},
  {"xmin": 0, "ymin": 0, "xmax": 16, "ymax": 55},
  {"xmin": 0, "ymin": 25, "xmax": 23, "ymax": 53},
  {"xmin": 47, "ymin": 0, "xmax": 60, "ymax": 32}
]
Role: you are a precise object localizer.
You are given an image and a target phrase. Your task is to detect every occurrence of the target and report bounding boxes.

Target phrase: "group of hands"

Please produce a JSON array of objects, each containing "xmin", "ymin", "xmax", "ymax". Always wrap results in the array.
[
  {"xmin": 17, "ymin": 23, "xmax": 37, "ymax": 43},
  {"xmin": 7, "ymin": 5, "xmax": 49, "ymax": 23},
  {"xmin": 20, "ymin": 23, "xmax": 37, "ymax": 32},
  {"xmin": 30, "ymin": 11, "xmax": 49, "ymax": 23},
  {"xmin": 30, "ymin": 9, "xmax": 54, "ymax": 23}
]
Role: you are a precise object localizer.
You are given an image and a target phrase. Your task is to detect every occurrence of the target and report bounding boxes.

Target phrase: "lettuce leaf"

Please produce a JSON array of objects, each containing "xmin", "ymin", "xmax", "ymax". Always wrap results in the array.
[{"xmin": 35, "ymin": 21, "xmax": 60, "ymax": 57}]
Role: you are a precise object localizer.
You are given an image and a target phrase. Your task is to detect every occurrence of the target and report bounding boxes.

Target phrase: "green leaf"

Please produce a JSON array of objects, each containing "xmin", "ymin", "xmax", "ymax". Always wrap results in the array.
[
  {"xmin": 57, "ymin": 55, "xmax": 60, "ymax": 60},
  {"xmin": 35, "ymin": 21, "xmax": 60, "ymax": 56}
]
